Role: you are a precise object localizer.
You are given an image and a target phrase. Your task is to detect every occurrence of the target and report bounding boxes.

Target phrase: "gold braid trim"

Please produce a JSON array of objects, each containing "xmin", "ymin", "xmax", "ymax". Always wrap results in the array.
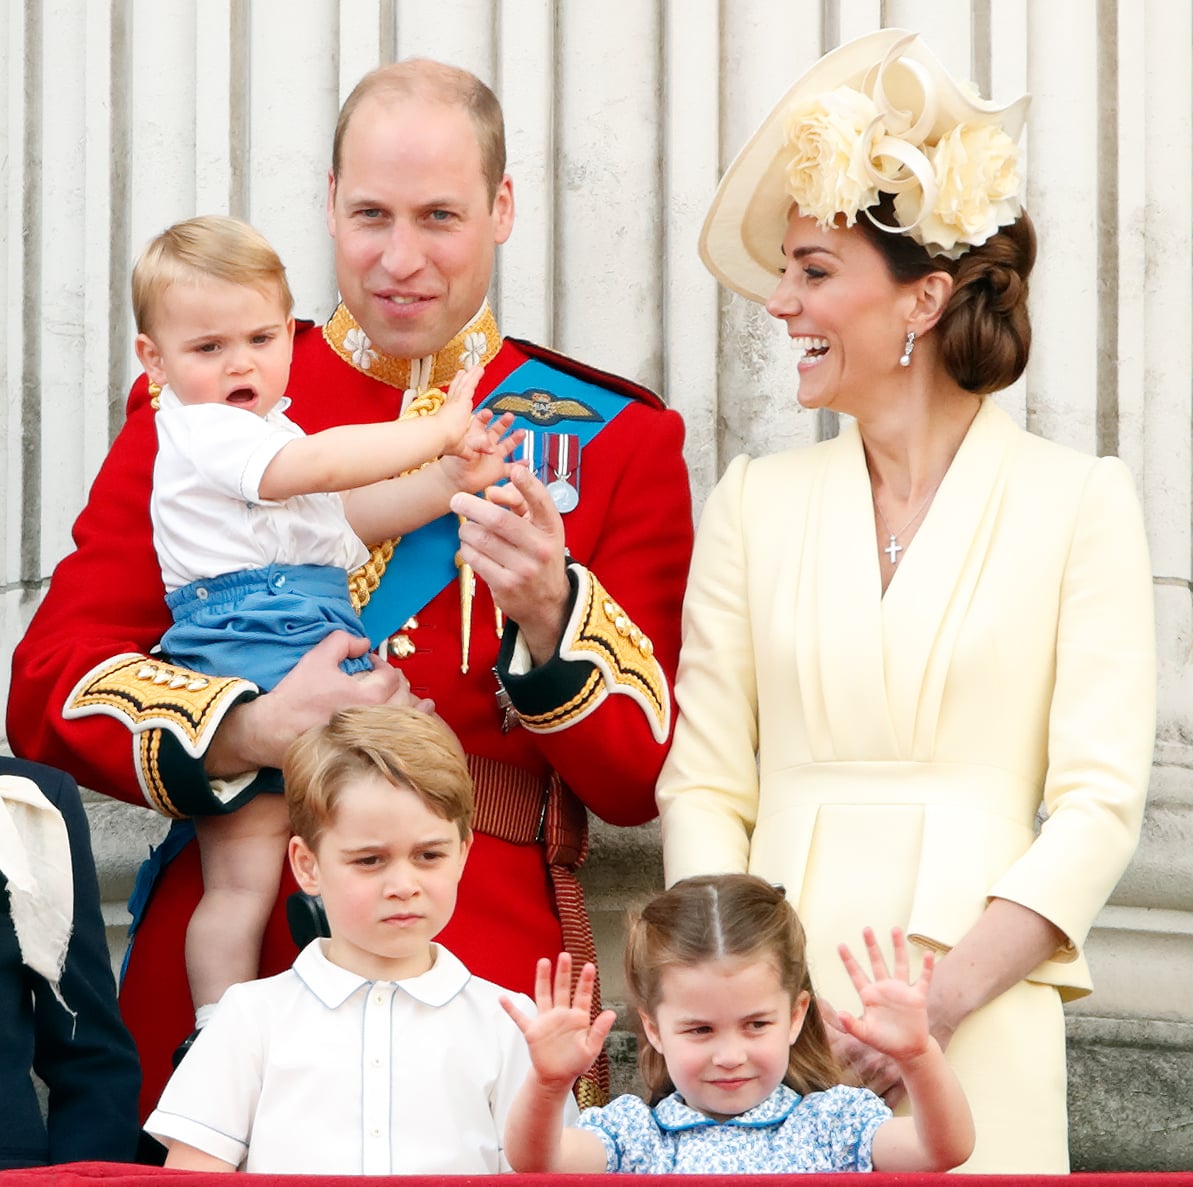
[
  {"xmin": 560, "ymin": 565, "xmax": 671, "ymax": 743},
  {"xmin": 347, "ymin": 387, "xmax": 447, "ymax": 613},
  {"xmin": 138, "ymin": 730, "xmax": 184, "ymax": 819},
  {"xmin": 63, "ymin": 654, "xmax": 256, "ymax": 758},
  {"xmin": 515, "ymin": 669, "xmax": 606, "ymax": 733},
  {"xmin": 326, "ymin": 302, "xmax": 504, "ymax": 612},
  {"xmin": 63, "ymin": 654, "xmax": 257, "ymax": 816},
  {"xmin": 323, "ymin": 303, "xmax": 501, "ymax": 391},
  {"xmin": 511, "ymin": 568, "xmax": 672, "ymax": 743}
]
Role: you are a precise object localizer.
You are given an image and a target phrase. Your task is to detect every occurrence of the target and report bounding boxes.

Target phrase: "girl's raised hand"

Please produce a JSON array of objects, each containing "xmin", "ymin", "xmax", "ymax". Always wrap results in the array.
[
  {"xmin": 500, "ymin": 954, "xmax": 617, "ymax": 1089},
  {"xmin": 835, "ymin": 927, "xmax": 933, "ymax": 1067}
]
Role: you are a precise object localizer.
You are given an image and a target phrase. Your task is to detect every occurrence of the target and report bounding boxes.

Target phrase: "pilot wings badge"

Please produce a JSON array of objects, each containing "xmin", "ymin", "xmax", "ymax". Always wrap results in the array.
[{"xmin": 488, "ymin": 388, "xmax": 604, "ymax": 427}]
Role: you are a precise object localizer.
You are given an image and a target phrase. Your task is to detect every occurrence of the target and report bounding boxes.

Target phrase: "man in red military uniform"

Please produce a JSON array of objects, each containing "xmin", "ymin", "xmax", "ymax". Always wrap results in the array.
[{"xmin": 7, "ymin": 60, "xmax": 692, "ymax": 1118}]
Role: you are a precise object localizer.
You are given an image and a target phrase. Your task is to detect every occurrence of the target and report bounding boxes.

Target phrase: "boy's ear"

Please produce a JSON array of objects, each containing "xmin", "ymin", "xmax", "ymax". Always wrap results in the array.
[
  {"xmin": 134, "ymin": 333, "xmax": 169, "ymax": 386},
  {"xmin": 456, "ymin": 828, "xmax": 473, "ymax": 875},
  {"xmin": 288, "ymin": 834, "xmax": 321, "ymax": 896},
  {"xmin": 639, "ymin": 1009, "xmax": 665, "ymax": 1055}
]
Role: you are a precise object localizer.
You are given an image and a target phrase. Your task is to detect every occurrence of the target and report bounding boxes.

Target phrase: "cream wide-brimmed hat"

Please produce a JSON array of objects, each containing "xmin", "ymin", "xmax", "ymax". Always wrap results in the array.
[{"xmin": 699, "ymin": 28, "xmax": 1031, "ymax": 303}]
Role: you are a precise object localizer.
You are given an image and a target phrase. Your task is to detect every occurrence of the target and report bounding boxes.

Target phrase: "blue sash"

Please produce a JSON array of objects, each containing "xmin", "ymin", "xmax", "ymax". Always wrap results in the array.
[{"xmin": 359, "ymin": 357, "xmax": 633, "ymax": 645}]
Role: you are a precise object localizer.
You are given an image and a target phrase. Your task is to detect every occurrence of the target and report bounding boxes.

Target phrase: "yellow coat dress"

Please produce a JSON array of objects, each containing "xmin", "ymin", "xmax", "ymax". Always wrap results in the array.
[{"xmin": 657, "ymin": 399, "xmax": 1155, "ymax": 1172}]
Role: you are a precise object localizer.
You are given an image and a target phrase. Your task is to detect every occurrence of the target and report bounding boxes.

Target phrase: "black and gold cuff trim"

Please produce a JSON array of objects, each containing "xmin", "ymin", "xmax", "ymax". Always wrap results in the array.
[{"xmin": 496, "ymin": 565, "xmax": 670, "ymax": 742}]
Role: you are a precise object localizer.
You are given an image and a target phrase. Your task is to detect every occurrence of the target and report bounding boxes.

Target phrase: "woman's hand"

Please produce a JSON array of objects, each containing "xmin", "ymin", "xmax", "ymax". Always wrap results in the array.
[{"xmin": 500, "ymin": 953, "xmax": 616, "ymax": 1089}]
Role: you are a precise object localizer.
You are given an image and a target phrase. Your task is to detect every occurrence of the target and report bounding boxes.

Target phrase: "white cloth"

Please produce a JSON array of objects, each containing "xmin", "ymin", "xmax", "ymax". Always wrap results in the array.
[
  {"xmin": 146, "ymin": 940, "xmax": 562, "ymax": 1174},
  {"xmin": 0, "ymin": 775, "xmax": 73, "ymax": 1004},
  {"xmin": 150, "ymin": 386, "xmax": 368, "ymax": 592}
]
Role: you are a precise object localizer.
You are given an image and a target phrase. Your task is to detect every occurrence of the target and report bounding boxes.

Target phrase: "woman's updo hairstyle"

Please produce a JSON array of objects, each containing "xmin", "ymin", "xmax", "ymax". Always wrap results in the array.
[{"xmin": 855, "ymin": 192, "xmax": 1036, "ymax": 395}]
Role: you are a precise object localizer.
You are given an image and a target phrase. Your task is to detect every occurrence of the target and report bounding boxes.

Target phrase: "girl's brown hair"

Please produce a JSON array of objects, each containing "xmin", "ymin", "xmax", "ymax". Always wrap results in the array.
[
  {"xmin": 856, "ymin": 193, "xmax": 1036, "ymax": 395},
  {"xmin": 625, "ymin": 874, "xmax": 843, "ymax": 1104}
]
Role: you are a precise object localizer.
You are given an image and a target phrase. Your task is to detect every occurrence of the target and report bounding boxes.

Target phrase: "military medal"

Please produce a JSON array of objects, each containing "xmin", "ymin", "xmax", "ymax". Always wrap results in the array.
[
  {"xmin": 544, "ymin": 433, "xmax": 581, "ymax": 513},
  {"xmin": 518, "ymin": 431, "xmax": 581, "ymax": 514}
]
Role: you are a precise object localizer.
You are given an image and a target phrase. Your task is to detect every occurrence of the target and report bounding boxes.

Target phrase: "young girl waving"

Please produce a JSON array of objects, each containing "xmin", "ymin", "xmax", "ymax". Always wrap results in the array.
[{"xmin": 501, "ymin": 874, "xmax": 974, "ymax": 1173}]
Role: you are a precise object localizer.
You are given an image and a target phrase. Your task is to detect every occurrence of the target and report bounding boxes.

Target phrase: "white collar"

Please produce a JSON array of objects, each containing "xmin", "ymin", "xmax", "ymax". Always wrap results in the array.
[{"xmin": 292, "ymin": 939, "xmax": 472, "ymax": 1009}]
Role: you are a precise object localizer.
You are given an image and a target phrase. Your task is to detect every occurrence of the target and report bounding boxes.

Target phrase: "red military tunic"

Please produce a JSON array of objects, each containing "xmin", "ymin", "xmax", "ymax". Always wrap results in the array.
[{"xmin": 7, "ymin": 305, "xmax": 693, "ymax": 1118}]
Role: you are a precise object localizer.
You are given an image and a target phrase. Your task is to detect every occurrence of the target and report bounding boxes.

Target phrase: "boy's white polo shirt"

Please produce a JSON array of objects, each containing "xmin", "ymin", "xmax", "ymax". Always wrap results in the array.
[{"xmin": 146, "ymin": 940, "xmax": 559, "ymax": 1174}]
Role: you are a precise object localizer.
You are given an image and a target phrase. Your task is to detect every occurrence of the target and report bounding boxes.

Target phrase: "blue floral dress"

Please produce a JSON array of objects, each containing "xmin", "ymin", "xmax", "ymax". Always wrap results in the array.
[{"xmin": 575, "ymin": 1083, "xmax": 891, "ymax": 1173}]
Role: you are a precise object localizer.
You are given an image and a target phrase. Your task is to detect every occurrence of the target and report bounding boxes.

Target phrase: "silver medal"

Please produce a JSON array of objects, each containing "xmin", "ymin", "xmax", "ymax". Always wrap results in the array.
[{"xmin": 547, "ymin": 480, "xmax": 580, "ymax": 513}]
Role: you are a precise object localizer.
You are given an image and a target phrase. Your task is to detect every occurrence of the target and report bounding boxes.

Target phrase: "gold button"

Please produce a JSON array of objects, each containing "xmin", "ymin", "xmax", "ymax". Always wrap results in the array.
[{"xmin": 389, "ymin": 634, "xmax": 416, "ymax": 659}]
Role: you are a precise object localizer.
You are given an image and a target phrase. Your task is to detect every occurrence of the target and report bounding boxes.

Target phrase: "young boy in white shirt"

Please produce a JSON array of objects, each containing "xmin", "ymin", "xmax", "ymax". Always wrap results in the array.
[{"xmin": 146, "ymin": 705, "xmax": 566, "ymax": 1174}]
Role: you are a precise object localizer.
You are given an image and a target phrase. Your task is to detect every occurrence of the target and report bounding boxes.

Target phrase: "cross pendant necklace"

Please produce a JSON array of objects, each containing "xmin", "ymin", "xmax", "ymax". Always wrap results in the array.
[{"xmin": 873, "ymin": 484, "xmax": 939, "ymax": 565}]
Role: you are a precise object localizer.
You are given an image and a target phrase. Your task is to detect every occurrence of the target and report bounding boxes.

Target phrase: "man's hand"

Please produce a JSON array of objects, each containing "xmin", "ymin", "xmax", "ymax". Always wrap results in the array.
[
  {"xmin": 451, "ymin": 465, "xmax": 571, "ymax": 666},
  {"xmin": 205, "ymin": 631, "xmax": 433, "ymax": 776}
]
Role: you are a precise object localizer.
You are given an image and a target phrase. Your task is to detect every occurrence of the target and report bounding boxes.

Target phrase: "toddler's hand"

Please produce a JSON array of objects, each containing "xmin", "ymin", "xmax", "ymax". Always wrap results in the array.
[
  {"xmin": 835, "ymin": 927, "xmax": 933, "ymax": 1069},
  {"xmin": 442, "ymin": 410, "xmax": 522, "ymax": 491},
  {"xmin": 500, "ymin": 953, "xmax": 616, "ymax": 1089},
  {"xmin": 437, "ymin": 365, "xmax": 485, "ymax": 452}
]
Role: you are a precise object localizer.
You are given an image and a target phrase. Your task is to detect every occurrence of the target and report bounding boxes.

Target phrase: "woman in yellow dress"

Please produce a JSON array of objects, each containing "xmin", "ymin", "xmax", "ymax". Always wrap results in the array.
[{"xmin": 657, "ymin": 29, "xmax": 1155, "ymax": 1173}]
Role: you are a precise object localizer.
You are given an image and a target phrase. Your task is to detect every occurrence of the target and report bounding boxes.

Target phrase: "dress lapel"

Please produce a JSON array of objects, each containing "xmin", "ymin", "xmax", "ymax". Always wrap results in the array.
[
  {"xmin": 797, "ymin": 424, "xmax": 897, "ymax": 760},
  {"xmin": 880, "ymin": 399, "xmax": 1018, "ymax": 756}
]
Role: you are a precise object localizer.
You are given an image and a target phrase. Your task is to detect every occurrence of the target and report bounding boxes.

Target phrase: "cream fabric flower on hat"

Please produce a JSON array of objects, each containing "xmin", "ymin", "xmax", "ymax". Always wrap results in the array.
[
  {"xmin": 699, "ymin": 30, "xmax": 1031, "ymax": 301},
  {"xmin": 784, "ymin": 86, "xmax": 883, "ymax": 229},
  {"xmin": 780, "ymin": 39, "xmax": 1024, "ymax": 258},
  {"xmin": 900, "ymin": 121, "xmax": 1022, "ymax": 258}
]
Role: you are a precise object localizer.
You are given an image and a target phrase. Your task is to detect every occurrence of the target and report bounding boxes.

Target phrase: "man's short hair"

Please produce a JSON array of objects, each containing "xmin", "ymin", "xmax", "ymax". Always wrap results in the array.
[
  {"xmin": 284, "ymin": 706, "xmax": 474, "ymax": 849},
  {"xmin": 131, "ymin": 214, "xmax": 294, "ymax": 336},
  {"xmin": 332, "ymin": 58, "xmax": 507, "ymax": 204}
]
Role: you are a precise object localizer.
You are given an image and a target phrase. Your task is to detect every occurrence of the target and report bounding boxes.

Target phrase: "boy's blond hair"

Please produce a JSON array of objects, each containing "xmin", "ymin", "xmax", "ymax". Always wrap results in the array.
[
  {"xmin": 283, "ymin": 706, "xmax": 473, "ymax": 848},
  {"xmin": 132, "ymin": 214, "xmax": 294, "ymax": 335}
]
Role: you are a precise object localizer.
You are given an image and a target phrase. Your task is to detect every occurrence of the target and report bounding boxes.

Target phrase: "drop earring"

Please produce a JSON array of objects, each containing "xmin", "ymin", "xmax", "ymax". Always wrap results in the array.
[{"xmin": 899, "ymin": 330, "xmax": 916, "ymax": 367}]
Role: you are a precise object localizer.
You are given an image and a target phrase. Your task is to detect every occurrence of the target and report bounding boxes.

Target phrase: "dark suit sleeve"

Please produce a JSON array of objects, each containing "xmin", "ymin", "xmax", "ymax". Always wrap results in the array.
[{"xmin": 9, "ymin": 760, "xmax": 143, "ymax": 1164}]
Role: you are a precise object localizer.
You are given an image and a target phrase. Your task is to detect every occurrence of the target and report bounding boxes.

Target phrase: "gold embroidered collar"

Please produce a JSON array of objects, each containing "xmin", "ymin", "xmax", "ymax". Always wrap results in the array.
[{"xmin": 323, "ymin": 302, "xmax": 502, "ymax": 391}]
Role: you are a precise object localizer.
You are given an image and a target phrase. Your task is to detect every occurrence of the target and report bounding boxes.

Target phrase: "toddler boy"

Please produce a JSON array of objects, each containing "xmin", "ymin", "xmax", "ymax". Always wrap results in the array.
[
  {"xmin": 145, "ymin": 706, "xmax": 565, "ymax": 1174},
  {"xmin": 132, "ymin": 216, "xmax": 515, "ymax": 1057}
]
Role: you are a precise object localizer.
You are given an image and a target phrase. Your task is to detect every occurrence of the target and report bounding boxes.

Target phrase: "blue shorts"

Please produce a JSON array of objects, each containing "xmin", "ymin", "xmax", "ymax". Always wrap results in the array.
[{"xmin": 162, "ymin": 563, "xmax": 373, "ymax": 692}]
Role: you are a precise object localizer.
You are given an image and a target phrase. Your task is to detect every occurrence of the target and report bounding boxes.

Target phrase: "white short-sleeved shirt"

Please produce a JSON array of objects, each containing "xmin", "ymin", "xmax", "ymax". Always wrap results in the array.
[
  {"xmin": 145, "ymin": 940, "xmax": 552, "ymax": 1174},
  {"xmin": 151, "ymin": 387, "xmax": 368, "ymax": 592}
]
